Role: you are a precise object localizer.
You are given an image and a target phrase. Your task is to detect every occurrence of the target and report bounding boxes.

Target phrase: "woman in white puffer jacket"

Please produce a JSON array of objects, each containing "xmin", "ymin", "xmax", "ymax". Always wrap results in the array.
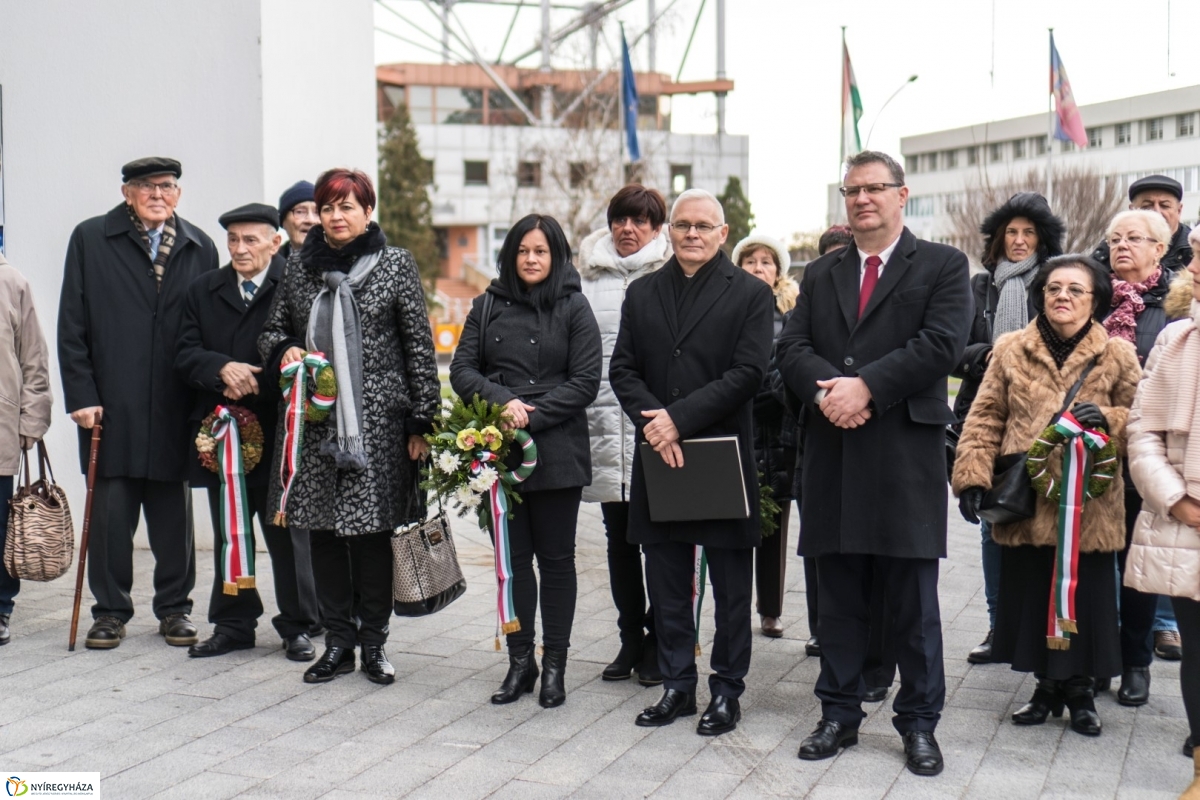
[
  {"xmin": 1126, "ymin": 242, "xmax": 1200, "ymax": 798},
  {"xmin": 580, "ymin": 184, "xmax": 672, "ymax": 687}
]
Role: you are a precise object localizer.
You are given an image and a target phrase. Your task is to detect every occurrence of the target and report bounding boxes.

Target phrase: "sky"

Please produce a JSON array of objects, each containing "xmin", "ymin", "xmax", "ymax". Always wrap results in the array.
[{"xmin": 374, "ymin": 0, "xmax": 1200, "ymax": 241}]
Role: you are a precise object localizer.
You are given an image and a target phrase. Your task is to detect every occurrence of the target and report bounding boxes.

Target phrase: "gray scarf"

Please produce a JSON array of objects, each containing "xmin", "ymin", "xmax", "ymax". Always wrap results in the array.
[
  {"xmin": 306, "ymin": 250, "xmax": 383, "ymax": 470},
  {"xmin": 991, "ymin": 254, "xmax": 1040, "ymax": 341}
]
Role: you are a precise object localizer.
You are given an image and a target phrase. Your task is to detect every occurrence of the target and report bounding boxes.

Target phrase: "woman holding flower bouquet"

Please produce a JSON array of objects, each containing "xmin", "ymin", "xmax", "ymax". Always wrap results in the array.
[
  {"xmin": 450, "ymin": 213, "xmax": 601, "ymax": 708},
  {"xmin": 258, "ymin": 168, "xmax": 439, "ymax": 686}
]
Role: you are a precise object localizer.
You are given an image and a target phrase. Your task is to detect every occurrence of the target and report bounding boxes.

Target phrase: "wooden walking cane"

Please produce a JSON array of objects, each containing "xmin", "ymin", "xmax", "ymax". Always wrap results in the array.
[{"xmin": 68, "ymin": 422, "xmax": 102, "ymax": 651}]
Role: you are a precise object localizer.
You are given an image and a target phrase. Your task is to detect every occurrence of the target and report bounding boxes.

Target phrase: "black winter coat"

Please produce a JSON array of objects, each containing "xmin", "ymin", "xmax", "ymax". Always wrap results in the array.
[
  {"xmin": 1093, "ymin": 221, "xmax": 1193, "ymax": 276},
  {"xmin": 449, "ymin": 266, "xmax": 602, "ymax": 494},
  {"xmin": 777, "ymin": 229, "xmax": 972, "ymax": 560},
  {"xmin": 58, "ymin": 204, "xmax": 219, "ymax": 479},
  {"xmin": 753, "ymin": 308, "xmax": 796, "ymax": 500},
  {"xmin": 610, "ymin": 254, "xmax": 774, "ymax": 549},
  {"xmin": 176, "ymin": 257, "xmax": 285, "ymax": 489}
]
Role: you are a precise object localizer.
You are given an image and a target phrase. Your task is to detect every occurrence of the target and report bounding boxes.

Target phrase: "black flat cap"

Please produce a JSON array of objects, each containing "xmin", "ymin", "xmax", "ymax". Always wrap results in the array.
[
  {"xmin": 1129, "ymin": 174, "xmax": 1183, "ymax": 202},
  {"xmin": 122, "ymin": 157, "xmax": 182, "ymax": 182},
  {"xmin": 218, "ymin": 203, "xmax": 280, "ymax": 230}
]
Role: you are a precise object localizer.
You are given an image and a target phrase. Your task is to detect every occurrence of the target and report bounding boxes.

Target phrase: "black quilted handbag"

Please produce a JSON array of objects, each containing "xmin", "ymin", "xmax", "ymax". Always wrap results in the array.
[{"xmin": 391, "ymin": 470, "xmax": 466, "ymax": 617}]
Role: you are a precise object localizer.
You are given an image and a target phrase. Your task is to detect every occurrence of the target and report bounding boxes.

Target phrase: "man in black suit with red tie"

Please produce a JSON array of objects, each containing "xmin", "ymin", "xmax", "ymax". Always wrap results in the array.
[{"xmin": 777, "ymin": 151, "xmax": 971, "ymax": 776}]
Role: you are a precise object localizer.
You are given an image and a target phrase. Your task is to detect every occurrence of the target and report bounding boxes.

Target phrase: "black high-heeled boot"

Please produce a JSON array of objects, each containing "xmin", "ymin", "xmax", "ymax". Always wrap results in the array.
[
  {"xmin": 491, "ymin": 643, "xmax": 538, "ymax": 705},
  {"xmin": 1012, "ymin": 677, "xmax": 1065, "ymax": 725},
  {"xmin": 602, "ymin": 638, "xmax": 642, "ymax": 681},
  {"xmin": 1062, "ymin": 677, "xmax": 1102, "ymax": 736},
  {"xmin": 539, "ymin": 648, "xmax": 567, "ymax": 708}
]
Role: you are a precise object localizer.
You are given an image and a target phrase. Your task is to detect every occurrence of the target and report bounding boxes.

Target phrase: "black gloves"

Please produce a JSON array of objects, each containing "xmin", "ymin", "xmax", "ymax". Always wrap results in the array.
[
  {"xmin": 1071, "ymin": 402, "xmax": 1108, "ymax": 431},
  {"xmin": 958, "ymin": 487, "xmax": 984, "ymax": 524}
]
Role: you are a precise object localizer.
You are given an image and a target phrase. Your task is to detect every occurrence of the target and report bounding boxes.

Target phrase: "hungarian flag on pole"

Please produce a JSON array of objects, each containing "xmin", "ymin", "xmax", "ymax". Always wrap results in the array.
[
  {"xmin": 842, "ymin": 40, "xmax": 863, "ymax": 157},
  {"xmin": 1050, "ymin": 32, "xmax": 1088, "ymax": 148}
]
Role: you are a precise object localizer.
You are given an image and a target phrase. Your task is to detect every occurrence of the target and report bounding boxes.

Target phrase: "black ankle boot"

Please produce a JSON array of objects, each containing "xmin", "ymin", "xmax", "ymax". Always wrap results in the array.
[
  {"xmin": 360, "ymin": 644, "xmax": 395, "ymax": 685},
  {"xmin": 492, "ymin": 643, "xmax": 538, "ymax": 705},
  {"xmin": 539, "ymin": 648, "xmax": 567, "ymax": 708},
  {"xmin": 1012, "ymin": 678, "xmax": 1064, "ymax": 725},
  {"xmin": 602, "ymin": 639, "xmax": 642, "ymax": 681},
  {"xmin": 1063, "ymin": 677, "xmax": 1102, "ymax": 736}
]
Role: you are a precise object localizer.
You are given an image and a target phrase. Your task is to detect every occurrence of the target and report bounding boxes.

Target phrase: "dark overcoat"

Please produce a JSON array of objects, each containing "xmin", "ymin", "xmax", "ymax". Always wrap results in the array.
[
  {"xmin": 57, "ymin": 204, "xmax": 219, "ymax": 479},
  {"xmin": 776, "ymin": 228, "xmax": 972, "ymax": 560},
  {"xmin": 176, "ymin": 256, "xmax": 285, "ymax": 489},
  {"xmin": 609, "ymin": 253, "xmax": 774, "ymax": 549},
  {"xmin": 449, "ymin": 266, "xmax": 602, "ymax": 494},
  {"xmin": 257, "ymin": 245, "xmax": 440, "ymax": 535}
]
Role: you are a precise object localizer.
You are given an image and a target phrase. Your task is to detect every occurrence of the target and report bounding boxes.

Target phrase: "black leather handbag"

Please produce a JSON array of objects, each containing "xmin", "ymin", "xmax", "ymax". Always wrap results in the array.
[{"xmin": 977, "ymin": 358, "xmax": 1098, "ymax": 525}]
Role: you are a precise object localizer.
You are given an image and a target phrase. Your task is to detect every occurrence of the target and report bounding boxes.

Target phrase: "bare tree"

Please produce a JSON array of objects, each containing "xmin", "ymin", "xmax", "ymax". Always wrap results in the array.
[{"xmin": 949, "ymin": 164, "xmax": 1126, "ymax": 263}]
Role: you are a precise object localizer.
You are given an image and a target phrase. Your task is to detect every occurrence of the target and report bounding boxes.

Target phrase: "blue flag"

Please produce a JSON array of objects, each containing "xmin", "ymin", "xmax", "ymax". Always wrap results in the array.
[{"xmin": 621, "ymin": 28, "xmax": 641, "ymax": 162}]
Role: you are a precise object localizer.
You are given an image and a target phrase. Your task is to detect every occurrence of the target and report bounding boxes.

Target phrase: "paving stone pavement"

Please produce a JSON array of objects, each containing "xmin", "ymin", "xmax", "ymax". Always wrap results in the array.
[{"xmin": 0, "ymin": 500, "xmax": 1193, "ymax": 799}]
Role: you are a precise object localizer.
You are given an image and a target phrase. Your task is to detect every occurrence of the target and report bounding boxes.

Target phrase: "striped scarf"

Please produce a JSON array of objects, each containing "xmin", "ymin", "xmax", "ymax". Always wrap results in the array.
[{"xmin": 125, "ymin": 205, "xmax": 176, "ymax": 291}]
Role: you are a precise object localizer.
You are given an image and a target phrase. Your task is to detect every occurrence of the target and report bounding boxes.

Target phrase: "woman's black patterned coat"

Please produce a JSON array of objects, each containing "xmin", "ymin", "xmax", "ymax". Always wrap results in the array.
[{"xmin": 258, "ymin": 246, "xmax": 439, "ymax": 535}]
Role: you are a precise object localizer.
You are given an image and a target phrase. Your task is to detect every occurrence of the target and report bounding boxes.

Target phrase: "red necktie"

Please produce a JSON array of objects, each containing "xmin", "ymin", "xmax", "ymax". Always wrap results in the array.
[{"xmin": 858, "ymin": 255, "xmax": 882, "ymax": 319}]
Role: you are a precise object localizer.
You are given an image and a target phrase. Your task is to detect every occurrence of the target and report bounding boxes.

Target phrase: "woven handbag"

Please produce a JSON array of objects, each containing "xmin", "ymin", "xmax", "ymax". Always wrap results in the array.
[
  {"xmin": 391, "ymin": 469, "xmax": 466, "ymax": 617},
  {"xmin": 4, "ymin": 441, "xmax": 74, "ymax": 582}
]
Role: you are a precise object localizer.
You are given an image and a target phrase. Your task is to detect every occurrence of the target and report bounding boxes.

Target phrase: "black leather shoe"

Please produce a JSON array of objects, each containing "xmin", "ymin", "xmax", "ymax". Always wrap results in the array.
[
  {"xmin": 1117, "ymin": 666, "xmax": 1150, "ymax": 706},
  {"xmin": 492, "ymin": 643, "xmax": 538, "ymax": 704},
  {"xmin": 805, "ymin": 636, "xmax": 822, "ymax": 657},
  {"xmin": 863, "ymin": 685, "xmax": 890, "ymax": 704},
  {"xmin": 361, "ymin": 644, "xmax": 395, "ymax": 685},
  {"xmin": 85, "ymin": 616, "xmax": 126, "ymax": 649},
  {"xmin": 1012, "ymin": 678, "xmax": 1065, "ymax": 725},
  {"xmin": 798, "ymin": 719, "xmax": 858, "ymax": 760},
  {"xmin": 284, "ymin": 633, "xmax": 316, "ymax": 662},
  {"xmin": 158, "ymin": 613, "xmax": 198, "ymax": 646},
  {"xmin": 1184, "ymin": 735, "xmax": 1195, "ymax": 758},
  {"xmin": 0, "ymin": 613, "xmax": 9, "ymax": 645},
  {"xmin": 539, "ymin": 648, "xmax": 567, "ymax": 708},
  {"xmin": 902, "ymin": 731, "xmax": 944, "ymax": 776},
  {"xmin": 188, "ymin": 633, "xmax": 254, "ymax": 658},
  {"xmin": 967, "ymin": 629, "xmax": 994, "ymax": 664},
  {"xmin": 1063, "ymin": 681, "xmax": 1102, "ymax": 736},
  {"xmin": 303, "ymin": 646, "xmax": 355, "ymax": 683},
  {"xmin": 697, "ymin": 696, "xmax": 741, "ymax": 736},
  {"xmin": 637, "ymin": 636, "xmax": 663, "ymax": 687},
  {"xmin": 1094, "ymin": 677, "xmax": 1111, "ymax": 692},
  {"xmin": 635, "ymin": 689, "xmax": 697, "ymax": 727},
  {"xmin": 602, "ymin": 641, "xmax": 641, "ymax": 681}
]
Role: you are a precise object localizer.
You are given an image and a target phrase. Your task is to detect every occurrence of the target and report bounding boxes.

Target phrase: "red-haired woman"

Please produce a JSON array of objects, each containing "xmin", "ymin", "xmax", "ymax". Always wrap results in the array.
[{"xmin": 259, "ymin": 168, "xmax": 440, "ymax": 686}]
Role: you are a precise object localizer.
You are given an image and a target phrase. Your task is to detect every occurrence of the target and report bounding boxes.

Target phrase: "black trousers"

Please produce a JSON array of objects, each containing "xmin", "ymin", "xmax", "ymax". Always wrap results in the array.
[
  {"xmin": 88, "ymin": 477, "xmax": 195, "ymax": 623},
  {"xmin": 601, "ymin": 501, "xmax": 654, "ymax": 646},
  {"xmin": 644, "ymin": 541, "xmax": 753, "ymax": 698},
  {"xmin": 204, "ymin": 485, "xmax": 319, "ymax": 643},
  {"xmin": 507, "ymin": 487, "xmax": 582, "ymax": 650},
  {"xmin": 309, "ymin": 529, "xmax": 393, "ymax": 649},
  {"xmin": 1117, "ymin": 488, "xmax": 1158, "ymax": 667},
  {"xmin": 1172, "ymin": 596, "xmax": 1200, "ymax": 742},
  {"xmin": 755, "ymin": 503, "xmax": 791, "ymax": 617},
  {"xmin": 815, "ymin": 554, "xmax": 944, "ymax": 733}
]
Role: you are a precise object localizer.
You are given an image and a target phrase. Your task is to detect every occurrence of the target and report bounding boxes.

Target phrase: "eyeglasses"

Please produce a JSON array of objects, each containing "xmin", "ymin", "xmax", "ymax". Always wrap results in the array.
[
  {"xmin": 670, "ymin": 222, "xmax": 718, "ymax": 234},
  {"xmin": 1043, "ymin": 283, "xmax": 1093, "ymax": 299},
  {"xmin": 612, "ymin": 215, "xmax": 650, "ymax": 228},
  {"xmin": 128, "ymin": 180, "xmax": 180, "ymax": 196},
  {"xmin": 1107, "ymin": 234, "xmax": 1157, "ymax": 248},
  {"xmin": 289, "ymin": 206, "xmax": 319, "ymax": 220},
  {"xmin": 839, "ymin": 182, "xmax": 903, "ymax": 198}
]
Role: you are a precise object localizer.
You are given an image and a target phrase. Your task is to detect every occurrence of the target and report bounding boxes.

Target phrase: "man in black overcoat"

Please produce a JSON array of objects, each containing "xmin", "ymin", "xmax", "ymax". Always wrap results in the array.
[
  {"xmin": 777, "ymin": 151, "xmax": 971, "ymax": 776},
  {"xmin": 610, "ymin": 189, "xmax": 773, "ymax": 736},
  {"xmin": 57, "ymin": 157, "xmax": 218, "ymax": 649},
  {"xmin": 176, "ymin": 203, "xmax": 322, "ymax": 661}
]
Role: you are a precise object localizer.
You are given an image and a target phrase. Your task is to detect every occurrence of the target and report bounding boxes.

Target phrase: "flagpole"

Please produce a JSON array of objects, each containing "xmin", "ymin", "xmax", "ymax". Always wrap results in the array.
[
  {"xmin": 1047, "ymin": 28, "xmax": 1054, "ymax": 207},
  {"xmin": 839, "ymin": 26, "xmax": 847, "ymax": 179}
]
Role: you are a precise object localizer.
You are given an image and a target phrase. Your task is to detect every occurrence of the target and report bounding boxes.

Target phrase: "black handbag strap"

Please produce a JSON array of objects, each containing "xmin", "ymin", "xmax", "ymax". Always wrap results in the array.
[
  {"xmin": 1054, "ymin": 357, "xmax": 1100, "ymax": 423},
  {"xmin": 477, "ymin": 291, "xmax": 494, "ymax": 373}
]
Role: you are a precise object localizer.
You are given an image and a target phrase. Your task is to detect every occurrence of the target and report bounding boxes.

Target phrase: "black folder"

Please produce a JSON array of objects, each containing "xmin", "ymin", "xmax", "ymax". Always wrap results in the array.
[{"xmin": 638, "ymin": 437, "xmax": 749, "ymax": 522}]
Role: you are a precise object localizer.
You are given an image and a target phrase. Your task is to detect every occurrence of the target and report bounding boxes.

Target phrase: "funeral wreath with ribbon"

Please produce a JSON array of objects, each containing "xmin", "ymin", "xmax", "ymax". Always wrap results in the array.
[
  {"xmin": 275, "ymin": 351, "xmax": 338, "ymax": 526},
  {"xmin": 197, "ymin": 405, "xmax": 260, "ymax": 594}
]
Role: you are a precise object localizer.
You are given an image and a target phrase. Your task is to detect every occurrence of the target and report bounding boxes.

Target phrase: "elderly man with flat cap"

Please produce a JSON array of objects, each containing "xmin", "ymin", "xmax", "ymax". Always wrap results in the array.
[
  {"xmin": 1093, "ymin": 174, "xmax": 1193, "ymax": 274},
  {"xmin": 176, "ymin": 203, "xmax": 321, "ymax": 660},
  {"xmin": 277, "ymin": 180, "xmax": 317, "ymax": 261},
  {"xmin": 58, "ymin": 157, "xmax": 218, "ymax": 649}
]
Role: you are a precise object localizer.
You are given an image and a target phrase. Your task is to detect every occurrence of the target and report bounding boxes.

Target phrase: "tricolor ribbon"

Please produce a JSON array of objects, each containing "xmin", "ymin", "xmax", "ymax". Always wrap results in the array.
[
  {"xmin": 692, "ymin": 545, "xmax": 708, "ymax": 656},
  {"xmin": 212, "ymin": 406, "xmax": 256, "ymax": 595},
  {"xmin": 1047, "ymin": 410, "xmax": 1109, "ymax": 650},
  {"xmin": 275, "ymin": 351, "xmax": 332, "ymax": 526}
]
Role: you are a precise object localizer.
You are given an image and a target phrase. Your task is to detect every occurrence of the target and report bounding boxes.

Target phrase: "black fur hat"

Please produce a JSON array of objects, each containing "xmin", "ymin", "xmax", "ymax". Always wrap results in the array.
[{"xmin": 978, "ymin": 192, "xmax": 1066, "ymax": 270}]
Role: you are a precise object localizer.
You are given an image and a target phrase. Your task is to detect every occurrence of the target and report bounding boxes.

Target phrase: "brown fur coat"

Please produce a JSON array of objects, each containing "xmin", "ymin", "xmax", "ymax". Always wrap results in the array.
[{"xmin": 951, "ymin": 320, "xmax": 1141, "ymax": 552}]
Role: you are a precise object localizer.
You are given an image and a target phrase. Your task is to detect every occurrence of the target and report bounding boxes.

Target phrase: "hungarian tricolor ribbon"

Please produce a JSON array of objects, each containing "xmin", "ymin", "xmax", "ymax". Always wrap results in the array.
[
  {"xmin": 692, "ymin": 545, "xmax": 708, "ymax": 656},
  {"xmin": 1046, "ymin": 410, "xmax": 1109, "ymax": 650},
  {"xmin": 212, "ymin": 405, "xmax": 256, "ymax": 595},
  {"xmin": 275, "ymin": 351, "xmax": 333, "ymax": 526}
]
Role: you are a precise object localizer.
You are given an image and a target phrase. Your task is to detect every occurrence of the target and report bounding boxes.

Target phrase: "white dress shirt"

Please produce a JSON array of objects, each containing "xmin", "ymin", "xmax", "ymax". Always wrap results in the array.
[{"xmin": 856, "ymin": 234, "xmax": 901, "ymax": 287}]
